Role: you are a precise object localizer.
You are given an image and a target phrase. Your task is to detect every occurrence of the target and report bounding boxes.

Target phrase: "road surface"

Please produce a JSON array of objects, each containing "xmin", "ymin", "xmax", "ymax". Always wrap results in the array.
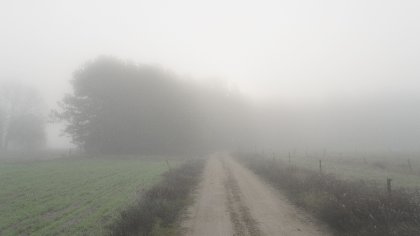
[{"xmin": 182, "ymin": 153, "xmax": 331, "ymax": 236}]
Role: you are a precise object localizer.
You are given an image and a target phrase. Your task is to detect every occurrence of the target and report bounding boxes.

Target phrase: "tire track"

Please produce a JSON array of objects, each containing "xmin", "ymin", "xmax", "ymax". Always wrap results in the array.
[
  {"xmin": 223, "ymin": 158, "xmax": 262, "ymax": 236},
  {"xmin": 182, "ymin": 153, "xmax": 331, "ymax": 236}
]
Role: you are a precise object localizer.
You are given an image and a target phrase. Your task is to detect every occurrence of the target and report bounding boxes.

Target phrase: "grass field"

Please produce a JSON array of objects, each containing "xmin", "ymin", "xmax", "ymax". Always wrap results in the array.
[
  {"xmin": 0, "ymin": 157, "xmax": 177, "ymax": 236},
  {"xmin": 273, "ymin": 152, "xmax": 420, "ymax": 190}
]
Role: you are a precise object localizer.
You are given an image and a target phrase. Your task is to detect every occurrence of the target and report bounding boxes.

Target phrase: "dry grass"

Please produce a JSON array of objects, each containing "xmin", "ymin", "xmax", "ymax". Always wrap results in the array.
[
  {"xmin": 236, "ymin": 152, "xmax": 420, "ymax": 236},
  {"xmin": 109, "ymin": 159, "xmax": 204, "ymax": 236}
]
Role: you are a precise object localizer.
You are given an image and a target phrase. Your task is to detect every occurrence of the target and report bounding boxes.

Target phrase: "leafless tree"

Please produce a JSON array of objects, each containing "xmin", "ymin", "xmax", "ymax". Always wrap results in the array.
[{"xmin": 0, "ymin": 83, "xmax": 46, "ymax": 151}]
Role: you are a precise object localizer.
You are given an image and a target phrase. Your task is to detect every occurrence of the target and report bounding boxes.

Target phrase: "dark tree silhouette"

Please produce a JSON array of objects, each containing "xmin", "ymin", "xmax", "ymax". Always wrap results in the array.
[{"xmin": 54, "ymin": 56, "xmax": 256, "ymax": 155}]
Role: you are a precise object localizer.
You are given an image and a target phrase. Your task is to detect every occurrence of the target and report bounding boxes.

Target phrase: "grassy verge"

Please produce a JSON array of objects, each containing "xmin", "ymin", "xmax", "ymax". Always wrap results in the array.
[
  {"xmin": 281, "ymin": 154, "xmax": 420, "ymax": 189},
  {"xmin": 235, "ymin": 152, "xmax": 420, "ymax": 236},
  {"xmin": 109, "ymin": 159, "xmax": 205, "ymax": 236}
]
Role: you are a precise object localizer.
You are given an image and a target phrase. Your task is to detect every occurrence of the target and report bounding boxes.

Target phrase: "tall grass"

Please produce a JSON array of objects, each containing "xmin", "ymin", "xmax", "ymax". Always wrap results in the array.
[
  {"xmin": 109, "ymin": 159, "xmax": 204, "ymax": 236},
  {"xmin": 236, "ymin": 152, "xmax": 420, "ymax": 236}
]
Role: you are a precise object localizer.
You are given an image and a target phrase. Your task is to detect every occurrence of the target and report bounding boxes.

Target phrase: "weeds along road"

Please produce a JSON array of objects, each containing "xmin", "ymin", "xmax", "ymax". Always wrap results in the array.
[{"xmin": 182, "ymin": 153, "xmax": 331, "ymax": 236}]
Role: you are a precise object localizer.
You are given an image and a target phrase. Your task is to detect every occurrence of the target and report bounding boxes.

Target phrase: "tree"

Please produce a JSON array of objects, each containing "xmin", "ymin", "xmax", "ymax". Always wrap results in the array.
[
  {"xmin": 0, "ymin": 109, "xmax": 4, "ymax": 150},
  {"xmin": 54, "ymin": 56, "xmax": 257, "ymax": 155},
  {"xmin": 0, "ymin": 83, "xmax": 46, "ymax": 151},
  {"xmin": 54, "ymin": 57, "xmax": 198, "ymax": 154}
]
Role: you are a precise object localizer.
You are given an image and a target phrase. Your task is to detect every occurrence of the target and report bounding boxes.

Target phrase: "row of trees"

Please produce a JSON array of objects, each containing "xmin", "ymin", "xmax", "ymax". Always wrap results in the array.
[
  {"xmin": 4, "ymin": 56, "xmax": 416, "ymax": 155},
  {"xmin": 0, "ymin": 83, "xmax": 46, "ymax": 152},
  {"xmin": 54, "ymin": 57, "xmax": 256, "ymax": 155}
]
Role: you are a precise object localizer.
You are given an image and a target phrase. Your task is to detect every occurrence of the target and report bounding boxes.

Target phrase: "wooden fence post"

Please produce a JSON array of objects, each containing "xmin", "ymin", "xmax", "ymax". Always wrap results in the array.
[
  {"xmin": 319, "ymin": 160, "xmax": 322, "ymax": 173},
  {"xmin": 387, "ymin": 178, "xmax": 392, "ymax": 195},
  {"xmin": 165, "ymin": 160, "xmax": 172, "ymax": 172},
  {"xmin": 408, "ymin": 159, "xmax": 413, "ymax": 173}
]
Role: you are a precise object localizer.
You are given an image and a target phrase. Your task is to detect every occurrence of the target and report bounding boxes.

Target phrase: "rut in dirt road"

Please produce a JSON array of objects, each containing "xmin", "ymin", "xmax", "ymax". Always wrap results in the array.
[
  {"xmin": 223, "ymin": 159, "xmax": 262, "ymax": 236},
  {"xmin": 182, "ymin": 153, "xmax": 331, "ymax": 236}
]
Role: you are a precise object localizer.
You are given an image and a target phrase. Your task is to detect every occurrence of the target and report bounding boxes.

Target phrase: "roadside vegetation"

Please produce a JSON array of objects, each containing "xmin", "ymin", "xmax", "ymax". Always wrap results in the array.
[
  {"xmin": 236, "ymin": 152, "xmax": 420, "ymax": 236},
  {"xmin": 0, "ymin": 156, "xmax": 177, "ymax": 236},
  {"xmin": 110, "ymin": 159, "xmax": 205, "ymax": 236}
]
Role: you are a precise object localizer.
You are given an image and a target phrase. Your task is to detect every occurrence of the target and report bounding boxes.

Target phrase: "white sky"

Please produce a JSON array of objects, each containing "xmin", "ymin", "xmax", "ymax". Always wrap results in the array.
[{"xmin": 1, "ymin": 0, "xmax": 420, "ymax": 147}]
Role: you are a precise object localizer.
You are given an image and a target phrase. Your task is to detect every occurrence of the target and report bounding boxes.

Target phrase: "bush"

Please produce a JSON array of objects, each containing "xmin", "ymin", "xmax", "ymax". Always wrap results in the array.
[{"xmin": 109, "ymin": 159, "xmax": 204, "ymax": 236}]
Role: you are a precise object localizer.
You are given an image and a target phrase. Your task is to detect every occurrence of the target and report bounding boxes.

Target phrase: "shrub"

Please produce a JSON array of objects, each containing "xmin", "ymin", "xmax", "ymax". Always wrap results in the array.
[{"xmin": 109, "ymin": 159, "xmax": 204, "ymax": 236}]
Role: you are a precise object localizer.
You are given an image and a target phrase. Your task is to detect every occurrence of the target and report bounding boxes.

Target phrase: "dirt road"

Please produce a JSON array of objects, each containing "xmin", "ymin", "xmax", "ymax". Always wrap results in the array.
[{"xmin": 182, "ymin": 153, "xmax": 331, "ymax": 236}]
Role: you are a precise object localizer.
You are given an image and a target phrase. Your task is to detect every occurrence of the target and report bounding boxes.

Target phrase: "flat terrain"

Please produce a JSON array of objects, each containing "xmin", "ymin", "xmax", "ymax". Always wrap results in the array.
[
  {"xmin": 287, "ymin": 155, "xmax": 420, "ymax": 189},
  {"xmin": 0, "ymin": 157, "xmax": 173, "ymax": 236},
  {"xmin": 182, "ymin": 153, "xmax": 330, "ymax": 236}
]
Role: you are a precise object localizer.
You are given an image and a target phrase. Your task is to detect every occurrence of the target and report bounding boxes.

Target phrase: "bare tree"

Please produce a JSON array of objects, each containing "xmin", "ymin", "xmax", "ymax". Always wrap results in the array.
[
  {"xmin": 0, "ymin": 83, "xmax": 46, "ymax": 151},
  {"xmin": 0, "ymin": 109, "xmax": 4, "ymax": 151}
]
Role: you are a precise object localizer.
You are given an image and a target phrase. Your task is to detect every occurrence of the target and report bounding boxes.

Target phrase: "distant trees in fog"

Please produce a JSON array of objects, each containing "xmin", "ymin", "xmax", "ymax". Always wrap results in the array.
[
  {"xmin": 0, "ymin": 109, "xmax": 4, "ymax": 149},
  {"xmin": 0, "ymin": 83, "xmax": 46, "ymax": 151},
  {"xmin": 54, "ymin": 56, "xmax": 255, "ymax": 155}
]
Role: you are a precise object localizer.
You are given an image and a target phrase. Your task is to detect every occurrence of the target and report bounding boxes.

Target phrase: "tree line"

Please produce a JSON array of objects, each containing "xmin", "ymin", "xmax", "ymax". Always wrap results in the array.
[
  {"xmin": 3, "ymin": 56, "xmax": 417, "ymax": 156},
  {"xmin": 54, "ymin": 56, "xmax": 256, "ymax": 155}
]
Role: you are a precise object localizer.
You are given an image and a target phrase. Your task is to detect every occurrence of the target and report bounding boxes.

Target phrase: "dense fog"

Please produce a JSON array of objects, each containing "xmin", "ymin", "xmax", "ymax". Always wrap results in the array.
[
  {"xmin": 2, "ymin": 56, "xmax": 420, "ymax": 155},
  {"xmin": 49, "ymin": 56, "xmax": 255, "ymax": 155},
  {"xmin": 1, "ymin": 0, "xmax": 420, "ymax": 155}
]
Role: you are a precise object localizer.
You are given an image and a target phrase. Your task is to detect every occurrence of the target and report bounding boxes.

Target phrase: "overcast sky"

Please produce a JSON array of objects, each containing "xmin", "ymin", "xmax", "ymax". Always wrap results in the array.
[{"xmin": 1, "ymin": 0, "xmax": 420, "ymax": 148}]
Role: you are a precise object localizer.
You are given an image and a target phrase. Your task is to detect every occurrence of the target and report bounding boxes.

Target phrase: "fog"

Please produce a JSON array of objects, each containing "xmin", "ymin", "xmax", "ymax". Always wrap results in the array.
[{"xmin": 1, "ymin": 0, "xmax": 420, "ymax": 154}]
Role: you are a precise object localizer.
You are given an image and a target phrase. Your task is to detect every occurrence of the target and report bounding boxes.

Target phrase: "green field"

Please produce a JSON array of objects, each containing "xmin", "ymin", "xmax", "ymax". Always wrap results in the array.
[{"xmin": 0, "ymin": 157, "xmax": 175, "ymax": 236}]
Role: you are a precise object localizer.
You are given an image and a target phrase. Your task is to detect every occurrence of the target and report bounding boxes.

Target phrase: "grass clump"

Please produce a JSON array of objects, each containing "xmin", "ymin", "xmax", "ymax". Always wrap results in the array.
[
  {"xmin": 110, "ymin": 159, "xmax": 204, "ymax": 236},
  {"xmin": 236, "ymin": 152, "xmax": 420, "ymax": 236}
]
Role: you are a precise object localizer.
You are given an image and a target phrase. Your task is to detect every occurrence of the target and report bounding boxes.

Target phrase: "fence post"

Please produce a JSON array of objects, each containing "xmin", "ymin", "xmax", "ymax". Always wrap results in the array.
[
  {"xmin": 319, "ymin": 160, "xmax": 322, "ymax": 173},
  {"xmin": 165, "ymin": 160, "xmax": 172, "ymax": 172},
  {"xmin": 408, "ymin": 159, "xmax": 413, "ymax": 173},
  {"xmin": 387, "ymin": 178, "xmax": 392, "ymax": 195}
]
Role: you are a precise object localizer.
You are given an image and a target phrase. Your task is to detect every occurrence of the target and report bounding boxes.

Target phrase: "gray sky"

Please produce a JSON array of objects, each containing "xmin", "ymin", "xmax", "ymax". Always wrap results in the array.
[{"xmin": 1, "ymin": 0, "xmax": 420, "ymax": 148}]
